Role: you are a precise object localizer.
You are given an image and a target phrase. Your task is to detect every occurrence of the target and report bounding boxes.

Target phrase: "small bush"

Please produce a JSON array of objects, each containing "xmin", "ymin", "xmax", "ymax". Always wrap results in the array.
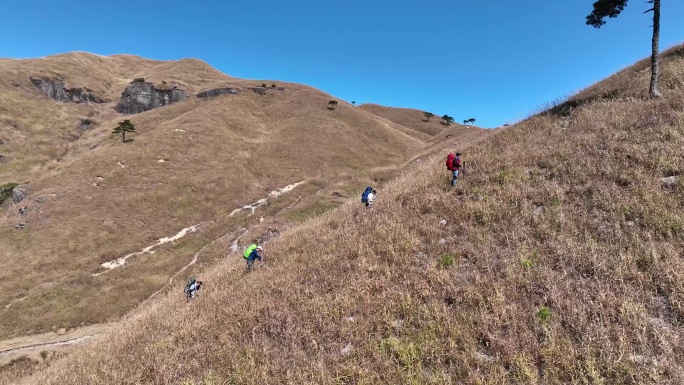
[
  {"xmin": 439, "ymin": 254, "xmax": 454, "ymax": 268},
  {"xmin": 0, "ymin": 182, "xmax": 19, "ymax": 205},
  {"xmin": 537, "ymin": 306, "xmax": 551, "ymax": 325},
  {"xmin": 261, "ymin": 83, "xmax": 267, "ymax": 88},
  {"xmin": 380, "ymin": 337, "xmax": 422, "ymax": 369},
  {"xmin": 521, "ymin": 251, "xmax": 539, "ymax": 268},
  {"xmin": 498, "ymin": 171, "xmax": 510, "ymax": 184},
  {"xmin": 271, "ymin": 84, "xmax": 276, "ymax": 88}
]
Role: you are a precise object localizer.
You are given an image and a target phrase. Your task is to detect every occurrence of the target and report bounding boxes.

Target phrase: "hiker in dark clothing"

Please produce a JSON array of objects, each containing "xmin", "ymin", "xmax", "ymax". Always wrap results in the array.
[
  {"xmin": 184, "ymin": 279, "xmax": 203, "ymax": 299},
  {"xmin": 243, "ymin": 244, "xmax": 264, "ymax": 272},
  {"xmin": 367, "ymin": 189, "xmax": 377, "ymax": 208},
  {"xmin": 452, "ymin": 152, "xmax": 462, "ymax": 186}
]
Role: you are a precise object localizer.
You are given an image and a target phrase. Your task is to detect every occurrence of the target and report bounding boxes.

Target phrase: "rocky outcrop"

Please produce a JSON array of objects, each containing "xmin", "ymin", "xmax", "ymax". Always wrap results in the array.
[
  {"xmin": 78, "ymin": 119, "xmax": 94, "ymax": 131},
  {"xmin": 30, "ymin": 77, "xmax": 106, "ymax": 103},
  {"xmin": 197, "ymin": 87, "xmax": 240, "ymax": 98},
  {"xmin": 12, "ymin": 185, "xmax": 29, "ymax": 204},
  {"xmin": 248, "ymin": 86, "xmax": 286, "ymax": 95},
  {"xmin": 660, "ymin": 176, "xmax": 679, "ymax": 189},
  {"xmin": 116, "ymin": 78, "xmax": 188, "ymax": 114}
]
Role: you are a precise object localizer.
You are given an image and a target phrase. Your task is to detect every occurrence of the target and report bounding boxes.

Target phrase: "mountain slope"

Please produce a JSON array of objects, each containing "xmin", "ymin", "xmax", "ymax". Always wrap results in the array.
[
  {"xmin": 17, "ymin": 45, "xmax": 684, "ymax": 384},
  {"xmin": 0, "ymin": 52, "xmax": 460, "ymax": 341}
]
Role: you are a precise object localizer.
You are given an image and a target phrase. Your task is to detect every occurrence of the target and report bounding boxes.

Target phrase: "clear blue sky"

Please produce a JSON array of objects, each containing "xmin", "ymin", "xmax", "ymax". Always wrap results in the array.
[{"xmin": 1, "ymin": 1, "xmax": 683, "ymax": 128}]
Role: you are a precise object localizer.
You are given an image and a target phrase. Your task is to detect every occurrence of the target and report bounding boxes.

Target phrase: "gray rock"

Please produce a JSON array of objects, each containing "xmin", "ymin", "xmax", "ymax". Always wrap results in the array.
[
  {"xmin": 629, "ymin": 354, "xmax": 654, "ymax": 365},
  {"xmin": 660, "ymin": 176, "xmax": 678, "ymax": 189},
  {"xmin": 248, "ymin": 86, "xmax": 284, "ymax": 95},
  {"xmin": 197, "ymin": 87, "xmax": 240, "ymax": 98},
  {"xmin": 35, "ymin": 197, "xmax": 45, "ymax": 203},
  {"xmin": 534, "ymin": 206, "xmax": 545, "ymax": 216},
  {"xmin": 341, "ymin": 342, "xmax": 353, "ymax": 355},
  {"xmin": 249, "ymin": 87, "xmax": 268, "ymax": 95},
  {"xmin": 116, "ymin": 81, "xmax": 188, "ymax": 114},
  {"xmin": 0, "ymin": 154, "xmax": 6, "ymax": 163},
  {"xmin": 78, "ymin": 119, "xmax": 94, "ymax": 131},
  {"xmin": 19, "ymin": 207, "xmax": 28, "ymax": 215},
  {"xmin": 474, "ymin": 351, "xmax": 495, "ymax": 363},
  {"xmin": 66, "ymin": 87, "xmax": 106, "ymax": 103},
  {"xmin": 12, "ymin": 186, "xmax": 29, "ymax": 204},
  {"xmin": 15, "ymin": 222, "xmax": 27, "ymax": 230},
  {"xmin": 30, "ymin": 77, "xmax": 106, "ymax": 103},
  {"xmin": 30, "ymin": 77, "xmax": 69, "ymax": 101}
]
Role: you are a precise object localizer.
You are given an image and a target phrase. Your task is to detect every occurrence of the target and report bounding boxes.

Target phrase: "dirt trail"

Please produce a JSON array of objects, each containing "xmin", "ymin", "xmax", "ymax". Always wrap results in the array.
[
  {"xmin": 229, "ymin": 181, "xmax": 305, "ymax": 216},
  {"xmin": 0, "ymin": 181, "xmax": 307, "ymax": 364},
  {"xmin": 92, "ymin": 223, "xmax": 204, "ymax": 276},
  {"xmin": 0, "ymin": 324, "xmax": 111, "ymax": 365}
]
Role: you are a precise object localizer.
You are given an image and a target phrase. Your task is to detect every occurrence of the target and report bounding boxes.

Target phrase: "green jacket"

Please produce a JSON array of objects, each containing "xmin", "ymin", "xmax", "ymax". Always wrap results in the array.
[{"xmin": 243, "ymin": 244, "xmax": 257, "ymax": 259}]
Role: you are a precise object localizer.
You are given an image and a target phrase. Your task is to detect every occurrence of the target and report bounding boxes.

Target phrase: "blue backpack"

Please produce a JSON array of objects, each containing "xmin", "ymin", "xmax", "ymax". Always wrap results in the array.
[{"xmin": 361, "ymin": 187, "xmax": 373, "ymax": 203}]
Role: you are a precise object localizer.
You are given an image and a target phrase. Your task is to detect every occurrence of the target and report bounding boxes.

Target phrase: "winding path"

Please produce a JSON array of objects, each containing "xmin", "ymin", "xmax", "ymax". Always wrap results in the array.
[{"xmin": 0, "ymin": 181, "xmax": 307, "ymax": 363}]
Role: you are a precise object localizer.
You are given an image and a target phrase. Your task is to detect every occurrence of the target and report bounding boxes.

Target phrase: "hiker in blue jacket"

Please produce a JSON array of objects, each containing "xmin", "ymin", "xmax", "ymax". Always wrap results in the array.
[{"xmin": 243, "ymin": 244, "xmax": 264, "ymax": 272}]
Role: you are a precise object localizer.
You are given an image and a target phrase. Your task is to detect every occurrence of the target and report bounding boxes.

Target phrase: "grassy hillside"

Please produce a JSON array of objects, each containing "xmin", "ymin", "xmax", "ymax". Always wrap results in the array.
[
  {"xmin": 15, "ymin": 46, "xmax": 684, "ymax": 384},
  {"xmin": 359, "ymin": 103, "xmax": 478, "ymax": 136},
  {"xmin": 0, "ymin": 52, "xmax": 467, "ymax": 342}
]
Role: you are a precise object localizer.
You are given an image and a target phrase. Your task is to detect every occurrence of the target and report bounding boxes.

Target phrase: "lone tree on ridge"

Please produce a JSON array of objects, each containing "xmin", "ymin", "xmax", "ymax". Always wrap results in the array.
[
  {"xmin": 328, "ymin": 100, "xmax": 338, "ymax": 110},
  {"xmin": 424, "ymin": 112, "xmax": 435, "ymax": 122},
  {"xmin": 441, "ymin": 114, "xmax": 454, "ymax": 126},
  {"xmin": 112, "ymin": 120, "xmax": 136, "ymax": 142},
  {"xmin": 586, "ymin": 0, "xmax": 662, "ymax": 98}
]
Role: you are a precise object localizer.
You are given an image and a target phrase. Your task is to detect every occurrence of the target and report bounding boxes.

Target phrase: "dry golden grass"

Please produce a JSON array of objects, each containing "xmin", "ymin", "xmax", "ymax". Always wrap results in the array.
[
  {"xmin": 359, "ymin": 103, "xmax": 478, "ymax": 136},
  {"xmin": 1, "ymin": 51, "xmax": 490, "ymax": 345},
  {"xmin": 13, "ymin": 46, "xmax": 684, "ymax": 384}
]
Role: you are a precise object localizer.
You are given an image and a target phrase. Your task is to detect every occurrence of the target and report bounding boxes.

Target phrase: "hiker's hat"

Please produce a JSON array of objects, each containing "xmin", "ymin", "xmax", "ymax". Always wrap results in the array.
[
  {"xmin": 455, "ymin": 152, "xmax": 462, "ymax": 156},
  {"xmin": 256, "ymin": 246, "xmax": 263, "ymax": 251}
]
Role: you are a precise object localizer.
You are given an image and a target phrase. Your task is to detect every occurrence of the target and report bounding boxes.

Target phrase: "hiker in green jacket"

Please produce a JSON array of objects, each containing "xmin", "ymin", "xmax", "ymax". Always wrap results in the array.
[{"xmin": 243, "ymin": 244, "xmax": 264, "ymax": 272}]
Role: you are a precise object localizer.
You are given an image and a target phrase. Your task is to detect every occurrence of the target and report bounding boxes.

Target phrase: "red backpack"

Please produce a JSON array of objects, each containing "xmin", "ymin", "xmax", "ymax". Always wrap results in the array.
[{"xmin": 445, "ymin": 153, "xmax": 455, "ymax": 171}]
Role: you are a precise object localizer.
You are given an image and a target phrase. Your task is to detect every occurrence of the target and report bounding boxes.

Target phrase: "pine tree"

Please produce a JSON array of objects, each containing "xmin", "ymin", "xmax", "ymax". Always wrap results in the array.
[
  {"xmin": 112, "ymin": 120, "xmax": 136, "ymax": 143},
  {"xmin": 587, "ymin": 0, "xmax": 662, "ymax": 98}
]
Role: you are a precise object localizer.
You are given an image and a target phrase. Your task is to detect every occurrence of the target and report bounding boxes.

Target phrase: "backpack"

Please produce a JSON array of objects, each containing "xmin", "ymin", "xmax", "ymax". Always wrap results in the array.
[
  {"xmin": 446, "ymin": 154, "xmax": 455, "ymax": 171},
  {"xmin": 184, "ymin": 277, "xmax": 196, "ymax": 295},
  {"xmin": 243, "ymin": 244, "xmax": 257, "ymax": 260},
  {"xmin": 361, "ymin": 187, "xmax": 373, "ymax": 203}
]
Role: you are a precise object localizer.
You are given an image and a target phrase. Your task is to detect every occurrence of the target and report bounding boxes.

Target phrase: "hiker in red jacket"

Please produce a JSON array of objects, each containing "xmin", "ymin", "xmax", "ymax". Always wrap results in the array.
[{"xmin": 446, "ymin": 152, "xmax": 462, "ymax": 186}]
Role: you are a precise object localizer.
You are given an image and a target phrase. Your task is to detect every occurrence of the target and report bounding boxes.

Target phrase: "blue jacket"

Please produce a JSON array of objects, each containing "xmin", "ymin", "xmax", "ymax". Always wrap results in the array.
[{"xmin": 246, "ymin": 248, "xmax": 263, "ymax": 262}]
